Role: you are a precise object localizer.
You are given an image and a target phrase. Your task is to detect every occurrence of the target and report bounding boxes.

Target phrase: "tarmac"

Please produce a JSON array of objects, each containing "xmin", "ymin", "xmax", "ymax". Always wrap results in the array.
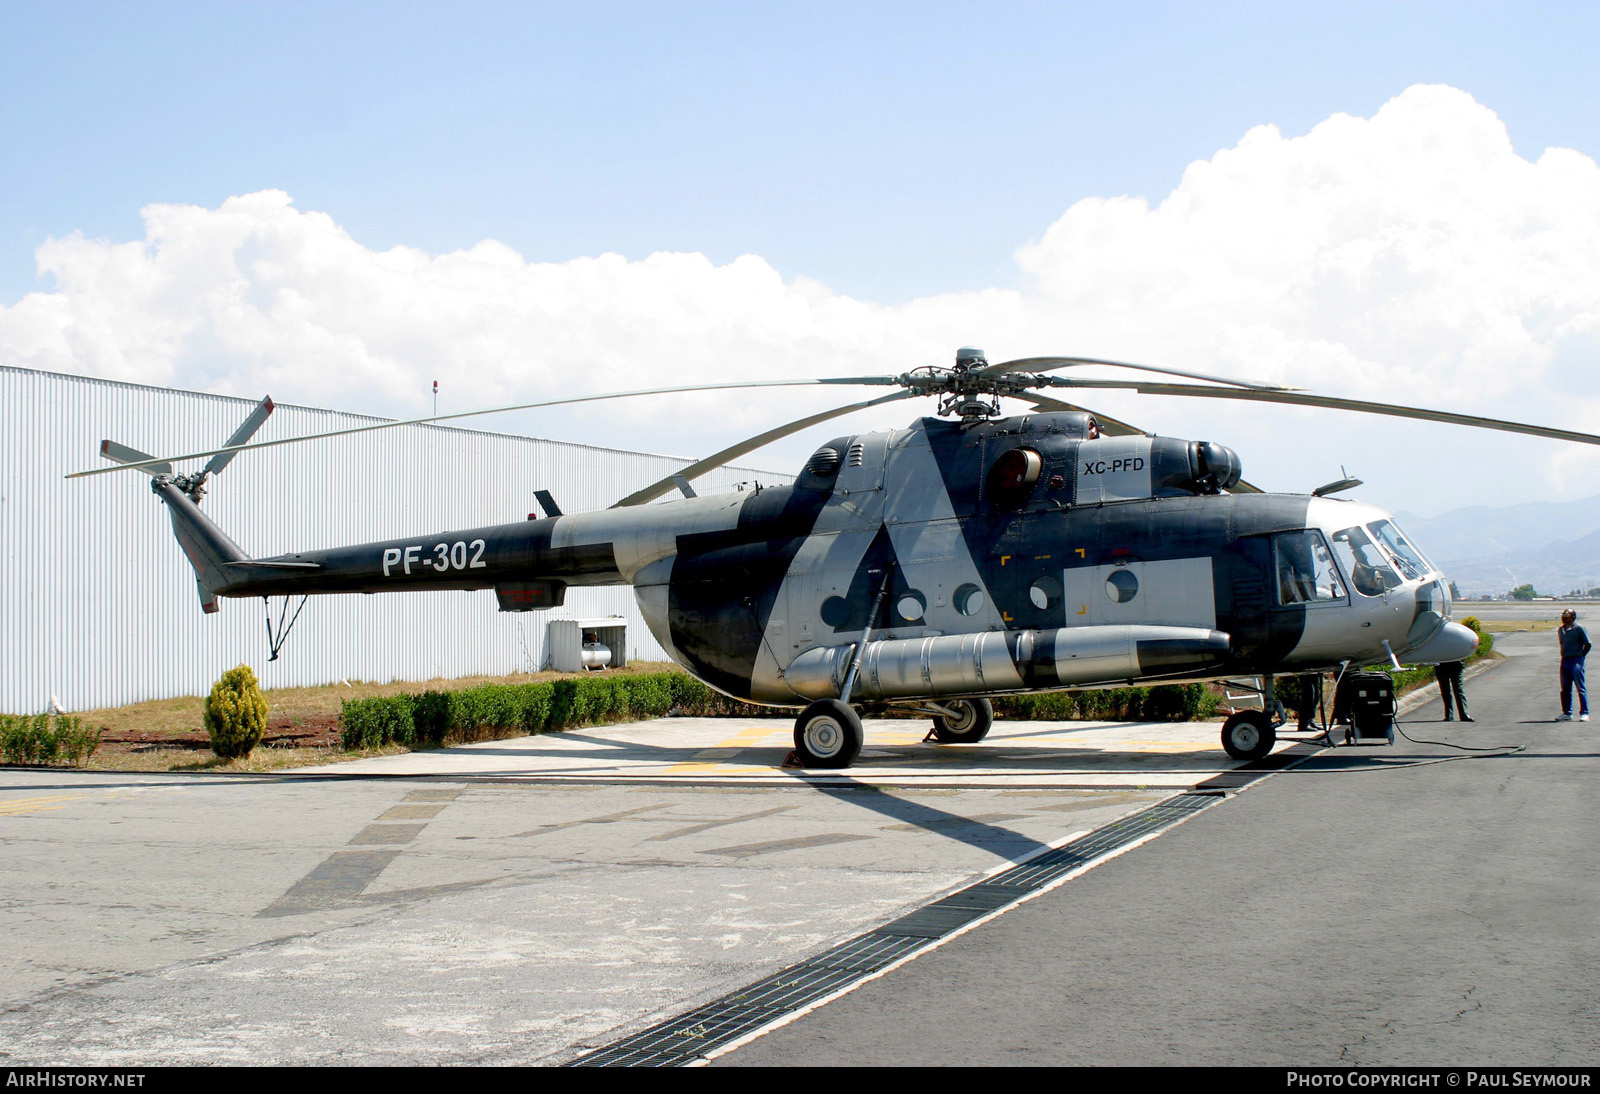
[
  {"xmin": 323, "ymin": 711, "xmax": 1301, "ymax": 790},
  {"xmin": 0, "ymin": 630, "xmax": 1591, "ymax": 1066},
  {"xmin": 716, "ymin": 631, "xmax": 1599, "ymax": 1067}
]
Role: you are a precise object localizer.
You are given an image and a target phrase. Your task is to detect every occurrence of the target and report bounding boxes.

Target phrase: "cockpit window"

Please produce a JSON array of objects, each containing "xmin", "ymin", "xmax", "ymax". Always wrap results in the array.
[
  {"xmin": 1369, "ymin": 519, "xmax": 1432, "ymax": 581},
  {"xmin": 1331, "ymin": 525, "xmax": 1401, "ymax": 597},
  {"xmin": 1275, "ymin": 530, "xmax": 1347, "ymax": 605}
]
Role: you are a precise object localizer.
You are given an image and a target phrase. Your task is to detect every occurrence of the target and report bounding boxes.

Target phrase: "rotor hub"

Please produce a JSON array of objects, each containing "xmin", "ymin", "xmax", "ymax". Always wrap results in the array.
[{"xmin": 895, "ymin": 351, "xmax": 1049, "ymax": 418}]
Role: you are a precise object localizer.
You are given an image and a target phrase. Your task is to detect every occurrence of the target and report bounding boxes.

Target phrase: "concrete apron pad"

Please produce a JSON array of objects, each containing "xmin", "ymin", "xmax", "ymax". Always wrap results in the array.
[{"xmin": 309, "ymin": 716, "xmax": 1306, "ymax": 790}]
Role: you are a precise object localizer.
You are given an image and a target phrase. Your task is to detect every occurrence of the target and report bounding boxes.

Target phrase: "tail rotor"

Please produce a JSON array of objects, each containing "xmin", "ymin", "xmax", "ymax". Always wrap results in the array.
[
  {"xmin": 99, "ymin": 395, "xmax": 274, "ymax": 503},
  {"xmin": 173, "ymin": 396, "xmax": 275, "ymax": 503},
  {"xmin": 98, "ymin": 396, "xmax": 275, "ymax": 612}
]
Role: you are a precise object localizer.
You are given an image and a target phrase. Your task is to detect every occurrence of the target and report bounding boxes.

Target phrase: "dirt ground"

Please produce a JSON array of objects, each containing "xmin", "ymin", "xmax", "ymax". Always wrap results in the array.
[
  {"xmin": 23, "ymin": 622, "xmax": 1525, "ymax": 773},
  {"xmin": 70, "ymin": 661, "xmax": 681, "ymax": 771}
]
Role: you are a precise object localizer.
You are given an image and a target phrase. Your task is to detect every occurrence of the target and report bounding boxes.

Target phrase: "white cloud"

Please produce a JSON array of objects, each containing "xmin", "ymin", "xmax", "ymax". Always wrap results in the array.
[{"xmin": 5, "ymin": 84, "xmax": 1600, "ymax": 515}]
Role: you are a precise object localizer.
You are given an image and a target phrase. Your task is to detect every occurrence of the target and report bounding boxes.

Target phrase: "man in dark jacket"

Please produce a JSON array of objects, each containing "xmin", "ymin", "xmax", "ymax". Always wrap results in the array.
[
  {"xmin": 1557, "ymin": 609, "xmax": 1591, "ymax": 722},
  {"xmin": 1434, "ymin": 660, "xmax": 1471, "ymax": 721}
]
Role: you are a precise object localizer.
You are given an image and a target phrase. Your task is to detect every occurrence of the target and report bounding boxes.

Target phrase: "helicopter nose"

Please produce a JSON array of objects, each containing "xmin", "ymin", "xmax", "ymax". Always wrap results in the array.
[
  {"xmin": 1403, "ymin": 620, "xmax": 1479, "ymax": 664},
  {"xmin": 1403, "ymin": 577, "xmax": 1450, "ymax": 649}
]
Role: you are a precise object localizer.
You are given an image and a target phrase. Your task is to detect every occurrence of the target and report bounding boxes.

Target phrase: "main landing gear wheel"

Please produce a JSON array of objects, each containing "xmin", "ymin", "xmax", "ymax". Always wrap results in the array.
[
  {"xmin": 930, "ymin": 698, "xmax": 994, "ymax": 744},
  {"xmin": 1221, "ymin": 710, "xmax": 1277, "ymax": 762},
  {"xmin": 793, "ymin": 699, "xmax": 864, "ymax": 768}
]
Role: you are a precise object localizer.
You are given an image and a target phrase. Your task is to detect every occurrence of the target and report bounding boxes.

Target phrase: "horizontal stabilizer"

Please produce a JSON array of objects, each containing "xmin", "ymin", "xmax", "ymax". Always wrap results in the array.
[{"xmin": 224, "ymin": 560, "xmax": 324, "ymax": 569}]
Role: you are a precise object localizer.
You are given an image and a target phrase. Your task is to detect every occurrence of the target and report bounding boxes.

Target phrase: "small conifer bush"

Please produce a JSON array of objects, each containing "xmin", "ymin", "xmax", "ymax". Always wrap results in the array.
[{"xmin": 204, "ymin": 665, "xmax": 269, "ymax": 759}]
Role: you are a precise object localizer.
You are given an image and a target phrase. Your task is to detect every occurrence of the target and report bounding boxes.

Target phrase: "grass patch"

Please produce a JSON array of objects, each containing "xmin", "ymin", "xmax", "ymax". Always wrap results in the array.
[
  {"xmin": 74, "ymin": 662, "xmax": 683, "ymax": 744},
  {"xmin": 46, "ymin": 663, "xmax": 1228, "ymax": 774},
  {"xmin": 17, "ymin": 663, "xmax": 681, "ymax": 773},
  {"xmin": 86, "ymin": 744, "xmax": 413, "ymax": 774}
]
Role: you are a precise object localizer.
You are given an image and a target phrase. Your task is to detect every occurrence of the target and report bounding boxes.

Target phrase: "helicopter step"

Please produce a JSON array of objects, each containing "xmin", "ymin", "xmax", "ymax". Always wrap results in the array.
[{"xmin": 783, "ymin": 624, "xmax": 1231, "ymax": 704}]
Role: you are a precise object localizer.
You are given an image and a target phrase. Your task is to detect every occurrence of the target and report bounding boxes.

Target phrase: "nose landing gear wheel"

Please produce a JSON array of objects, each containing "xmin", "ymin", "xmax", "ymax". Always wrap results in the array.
[
  {"xmin": 793, "ymin": 699, "xmax": 864, "ymax": 768},
  {"xmin": 1221, "ymin": 710, "xmax": 1276, "ymax": 761},
  {"xmin": 930, "ymin": 697, "xmax": 994, "ymax": 744}
]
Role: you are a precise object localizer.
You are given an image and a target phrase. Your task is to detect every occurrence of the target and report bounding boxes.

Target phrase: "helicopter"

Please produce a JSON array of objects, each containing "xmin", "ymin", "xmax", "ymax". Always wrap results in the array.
[{"xmin": 72, "ymin": 348, "xmax": 1600, "ymax": 769}]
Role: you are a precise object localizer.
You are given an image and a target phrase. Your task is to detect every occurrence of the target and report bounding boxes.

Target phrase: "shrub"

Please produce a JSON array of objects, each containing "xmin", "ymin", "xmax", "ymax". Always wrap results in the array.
[
  {"xmin": 1, "ymin": 714, "xmax": 50, "ymax": 765},
  {"xmin": 411, "ymin": 690, "xmax": 451, "ymax": 745},
  {"xmin": 333, "ymin": 670, "xmax": 1227, "ymax": 756},
  {"xmin": 203, "ymin": 665, "xmax": 269, "ymax": 759},
  {"xmin": 513, "ymin": 683, "xmax": 554, "ymax": 734},
  {"xmin": 340, "ymin": 695, "xmax": 415, "ymax": 750},
  {"xmin": 0, "ymin": 713, "xmax": 101, "ymax": 767},
  {"xmin": 54, "ymin": 716, "xmax": 103, "ymax": 766},
  {"xmin": 991, "ymin": 683, "xmax": 1216, "ymax": 722}
]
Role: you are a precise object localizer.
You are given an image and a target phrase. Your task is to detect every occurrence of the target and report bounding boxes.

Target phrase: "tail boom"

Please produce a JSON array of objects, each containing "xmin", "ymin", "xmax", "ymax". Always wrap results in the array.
[{"xmin": 155, "ymin": 481, "xmax": 248, "ymax": 613}]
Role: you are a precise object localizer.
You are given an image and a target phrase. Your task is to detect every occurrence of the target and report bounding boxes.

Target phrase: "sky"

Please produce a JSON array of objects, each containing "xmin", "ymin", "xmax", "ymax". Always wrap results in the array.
[{"xmin": 4, "ymin": 1, "xmax": 1600, "ymax": 520}]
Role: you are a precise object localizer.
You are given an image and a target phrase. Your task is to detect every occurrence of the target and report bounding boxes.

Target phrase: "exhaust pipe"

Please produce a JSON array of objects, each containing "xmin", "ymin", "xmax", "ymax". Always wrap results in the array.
[{"xmin": 784, "ymin": 624, "xmax": 1232, "ymax": 703}]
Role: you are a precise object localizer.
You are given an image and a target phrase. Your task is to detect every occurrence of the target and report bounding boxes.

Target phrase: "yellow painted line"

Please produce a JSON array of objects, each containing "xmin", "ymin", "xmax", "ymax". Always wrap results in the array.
[
  {"xmin": 666, "ymin": 725, "xmax": 791, "ymax": 774},
  {"xmin": 0, "ymin": 794, "xmax": 86, "ymax": 816},
  {"xmin": 0, "ymin": 793, "xmax": 88, "ymax": 806}
]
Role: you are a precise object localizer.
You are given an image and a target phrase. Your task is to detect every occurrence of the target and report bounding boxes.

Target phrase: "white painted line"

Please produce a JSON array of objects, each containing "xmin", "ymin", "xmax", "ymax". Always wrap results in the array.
[{"xmin": 694, "ymin": 744, "xmax": 1324, "ymax": 1065}]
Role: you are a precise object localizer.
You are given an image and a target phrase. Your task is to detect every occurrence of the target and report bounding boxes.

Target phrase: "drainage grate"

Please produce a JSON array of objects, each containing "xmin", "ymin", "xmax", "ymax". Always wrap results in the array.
[{"xmin": 568, "ymin": 789, "xmax": 1228, "ymax": 1067}]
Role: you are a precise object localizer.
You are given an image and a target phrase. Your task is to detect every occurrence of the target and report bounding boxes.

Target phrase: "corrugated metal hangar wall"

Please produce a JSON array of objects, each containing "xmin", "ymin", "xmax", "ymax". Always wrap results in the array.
[{"xmin": 0, "ymin": 366, "xmax": 792, "ymax": 713}]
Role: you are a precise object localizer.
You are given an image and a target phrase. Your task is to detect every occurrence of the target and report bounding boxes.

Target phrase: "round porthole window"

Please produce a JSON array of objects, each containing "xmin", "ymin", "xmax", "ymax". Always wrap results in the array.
[
  {"xmin": 1029, "ymin": 576, "xmax": 1062, "ymax": 611},
  {"xmin": 953, "ymin": 584, "xmax": 985, "ymax": 617},
  {"xmin": 1106, "ymin": 569, "xmax": 1139, "ymax": 603},
  {"xmin": 897, "ymin": 591, "xmax": 927, "ymax": 622},
  {"xmin": 820, "ymin": 596, "xmax": 852, "ymax": 627}
]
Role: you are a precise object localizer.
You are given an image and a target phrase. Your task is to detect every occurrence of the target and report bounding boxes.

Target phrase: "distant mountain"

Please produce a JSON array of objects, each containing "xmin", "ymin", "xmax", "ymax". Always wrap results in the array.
[
  {"xmin": 1391, "ymin": 495, "xmax": 1600, "ymax": 596},
  {"xmin": 1436, "ymin": 527, "xmax": 1600, "ymax": 598},
  {"xmin": 1395, "ymin": 493, "xmax": 1600, "ymax": 564}
]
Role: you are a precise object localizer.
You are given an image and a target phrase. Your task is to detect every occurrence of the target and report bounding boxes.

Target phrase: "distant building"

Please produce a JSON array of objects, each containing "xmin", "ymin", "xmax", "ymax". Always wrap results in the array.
[{"xmin": 0, "ymin": 366, "xmax": 789, "ymax": 712}]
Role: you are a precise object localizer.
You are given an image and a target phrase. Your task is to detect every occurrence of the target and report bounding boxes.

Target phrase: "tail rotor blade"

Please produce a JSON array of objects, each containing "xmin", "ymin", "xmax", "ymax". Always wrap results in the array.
[
  {"xmin": 100, "ymin": 440, "xmax": 173, "ymax": 477},
  {"xmin": 203, "ymin": 396, "xmax": 275, "ymax": 478}
]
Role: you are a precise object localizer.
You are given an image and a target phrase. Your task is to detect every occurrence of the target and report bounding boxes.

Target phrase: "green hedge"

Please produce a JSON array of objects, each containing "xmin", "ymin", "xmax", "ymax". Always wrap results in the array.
[
  {"xmin": 0, "ymin": 714, "xmax": 102, "ymax": 767},
  {"xmin": 339, "ymin": 672, "xmax": 1223, "ymax": 750},
  {"xmin": 991, "ymin": 683, "xmax": 1220, "ymax": 722}
]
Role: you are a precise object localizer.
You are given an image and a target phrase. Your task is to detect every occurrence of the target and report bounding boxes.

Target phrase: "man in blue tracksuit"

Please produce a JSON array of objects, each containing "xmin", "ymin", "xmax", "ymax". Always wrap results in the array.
[{"xmin": 1557, "ymin": 609, "xmax": 1591, "ymax": 722}]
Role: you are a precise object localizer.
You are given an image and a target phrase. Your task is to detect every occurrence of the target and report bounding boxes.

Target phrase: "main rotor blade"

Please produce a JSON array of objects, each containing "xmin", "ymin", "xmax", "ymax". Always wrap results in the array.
[
  {"xmin": 1019, "ymin": 393, "xmax": 1147, "ymax": 438},
  {"xmin": 202, "ymin": 395, "xmax": 275, "ymax": 478},
  {"xmin": 988, "ymin": 355, "xmax": 1289, "ymax": 391},
  {"xmin": 611, "ymin": 389, "xmax": 921, "ymax": 508},
  {"xmin": 1040, "ymin": 377, "xmax": 1600, "ymax": 447},
  {"xmin": 65, "ymin": 376, "xmax": 905, "ymax": 479}
]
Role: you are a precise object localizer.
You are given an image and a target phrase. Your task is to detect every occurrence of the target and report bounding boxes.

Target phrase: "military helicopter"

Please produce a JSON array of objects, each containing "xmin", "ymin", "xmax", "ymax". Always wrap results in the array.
[{"xmin": 72, "ymin": 348, "xmax": 1600, "ymax": 768}]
